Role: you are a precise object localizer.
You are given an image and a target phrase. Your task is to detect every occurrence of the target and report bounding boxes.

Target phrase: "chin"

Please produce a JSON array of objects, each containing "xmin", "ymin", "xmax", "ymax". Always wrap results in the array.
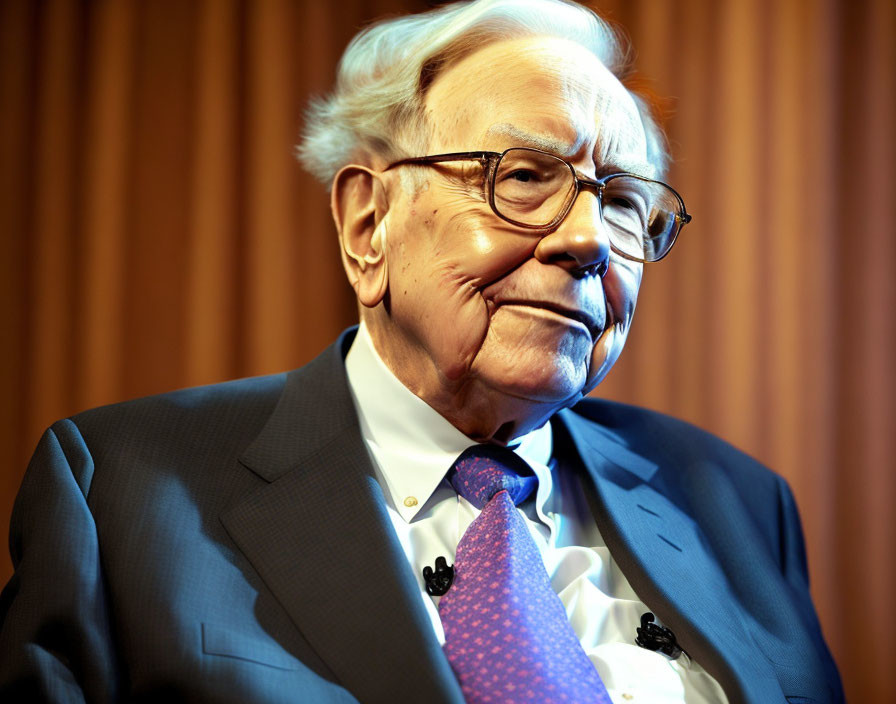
[
  {"xmin": 478, "ymin": 353, "xmax": 592, "ymax": 405},
  {"xmin": 471, "ymin": 326, "xmax": 599, "ymax": 400}
]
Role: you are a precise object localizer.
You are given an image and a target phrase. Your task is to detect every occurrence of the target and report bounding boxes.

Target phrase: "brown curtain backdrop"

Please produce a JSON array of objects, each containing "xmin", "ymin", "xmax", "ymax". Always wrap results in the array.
[{"xmin": 1, "ymin": 0, "xmax": 892, "ymax": 700}]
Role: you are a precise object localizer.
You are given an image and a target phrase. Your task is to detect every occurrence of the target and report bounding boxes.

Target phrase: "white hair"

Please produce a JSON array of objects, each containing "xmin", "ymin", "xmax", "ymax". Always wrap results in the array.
[{"xmin": 297, "ymin": 0, "xmax": 669, "ymax": 187}]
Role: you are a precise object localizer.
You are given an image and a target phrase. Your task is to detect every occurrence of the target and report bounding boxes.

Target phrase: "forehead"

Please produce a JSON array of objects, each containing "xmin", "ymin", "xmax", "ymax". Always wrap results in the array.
[{"xmin": 424, "ymin": 36, "xmax": 651, "ymax": 176}]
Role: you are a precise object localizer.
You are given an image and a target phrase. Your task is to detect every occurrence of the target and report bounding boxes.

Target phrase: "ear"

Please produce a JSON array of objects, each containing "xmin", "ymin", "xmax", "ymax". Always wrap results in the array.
[{"xmin": 331, "ymin": 165, "xmax": 390, "ymax": 308}]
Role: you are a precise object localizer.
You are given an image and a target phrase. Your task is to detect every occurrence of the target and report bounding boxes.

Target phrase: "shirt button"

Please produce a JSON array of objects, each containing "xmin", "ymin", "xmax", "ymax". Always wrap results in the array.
[{"xmin": 404, "ymin": 496, "xmax": 418, "ymax": 508}]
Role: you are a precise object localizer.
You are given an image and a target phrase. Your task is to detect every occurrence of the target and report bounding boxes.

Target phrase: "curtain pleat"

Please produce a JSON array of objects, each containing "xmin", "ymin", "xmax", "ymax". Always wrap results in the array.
[
  {"xmin": 76, "ymin": 0, "xmax": 134, "ymax": 410},
  {"xmin": 185, "ymin": 0, "xmax": 240, "ymax": 385},
  {"xmin": 0, "ymin": 1, "xmax": 891, "ymax": 700}
]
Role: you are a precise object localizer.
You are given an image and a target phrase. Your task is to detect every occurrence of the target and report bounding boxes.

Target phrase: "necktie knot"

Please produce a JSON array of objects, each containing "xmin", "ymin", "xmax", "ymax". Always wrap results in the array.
[{"xmin": 448, "ymin": 445, "xmax": 538, "ymax": 510}]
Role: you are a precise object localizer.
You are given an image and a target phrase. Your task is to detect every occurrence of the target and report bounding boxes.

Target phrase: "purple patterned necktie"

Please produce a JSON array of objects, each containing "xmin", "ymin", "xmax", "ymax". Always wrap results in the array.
[{"xmin": 439, "ymin": 445, "xmax": 612, "ymax": 703}]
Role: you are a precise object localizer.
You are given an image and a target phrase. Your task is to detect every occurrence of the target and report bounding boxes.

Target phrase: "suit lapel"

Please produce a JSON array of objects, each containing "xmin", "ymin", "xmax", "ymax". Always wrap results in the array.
[
  {"xmin": 220, "ymin": 332, "xmax": 463, "ymax": 703},
  {"xmin": 555, "ymin": 409, "xmax": 785, "ymax": 704}
]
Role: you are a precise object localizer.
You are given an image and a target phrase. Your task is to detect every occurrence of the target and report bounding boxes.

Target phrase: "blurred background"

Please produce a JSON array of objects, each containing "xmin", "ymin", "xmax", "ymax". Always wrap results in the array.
[{"xmin": 1, "ymin": 0, "xmax": 892, "ymax": 700}]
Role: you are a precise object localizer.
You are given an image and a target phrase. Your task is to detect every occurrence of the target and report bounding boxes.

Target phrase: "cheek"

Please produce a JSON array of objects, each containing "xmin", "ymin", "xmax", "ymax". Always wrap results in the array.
[
  {"xmin": 386, "ymin": 210, "xmax": 535, "ymax": 381},
  {"xmin": 605, "ymin": 258, "xmax": 642, "ymax": 325},
  {"xmin": 430, "ymin": 210, "xmax": 536, "ymax": 285},
  {"xmin": 585, "ymin": 326, "xmax": 628, "ymax": 393},
  {"xmin": 584, "ymin": 258, "xmax": 642, "ymax": 391}
]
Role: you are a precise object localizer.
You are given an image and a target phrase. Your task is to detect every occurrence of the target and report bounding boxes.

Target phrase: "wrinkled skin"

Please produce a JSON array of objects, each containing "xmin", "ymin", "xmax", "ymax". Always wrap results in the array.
[{"xmin": 335, "ymin": 37, "xmax": 651, "ymax": 444}]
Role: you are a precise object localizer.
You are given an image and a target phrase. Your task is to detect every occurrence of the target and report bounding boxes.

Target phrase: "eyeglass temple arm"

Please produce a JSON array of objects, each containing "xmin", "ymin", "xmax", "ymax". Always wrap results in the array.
[{"xmin": 385, "ymin": 152, "xmax": 498, "ymax": 170}]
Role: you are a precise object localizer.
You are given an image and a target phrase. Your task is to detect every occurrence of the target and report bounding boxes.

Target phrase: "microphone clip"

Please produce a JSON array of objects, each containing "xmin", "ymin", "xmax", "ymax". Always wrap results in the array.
[
  {"xmin": 635, "ymin": 612, "xmax": 683, "ymax": 659},
  {"xmin": 422, "ymin": 556, "xmax": 454, "ymax": 596}
]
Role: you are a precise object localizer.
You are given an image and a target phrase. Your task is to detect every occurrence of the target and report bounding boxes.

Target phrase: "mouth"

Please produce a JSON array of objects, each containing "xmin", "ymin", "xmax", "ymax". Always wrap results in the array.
[{"xmin": 495, "ymin": 299, "xmax": 604, "ymax": 339}]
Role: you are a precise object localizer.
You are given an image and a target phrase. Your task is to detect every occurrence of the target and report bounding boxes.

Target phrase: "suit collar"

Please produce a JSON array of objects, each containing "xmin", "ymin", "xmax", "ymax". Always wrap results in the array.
[
  {"xmin": 555, "ymin": 408, "xmax": 784, "ymax": 704},
  {"xmin": 237, "ymin": 329, "xmax": 358, "ymax": 482},
  {"xmin": 223, "ymin": 329, "xmax": 464, "ymax": 703},
  {"xmin": 560, "ymin": 409, "xmax": 661, "ymax": 483}
]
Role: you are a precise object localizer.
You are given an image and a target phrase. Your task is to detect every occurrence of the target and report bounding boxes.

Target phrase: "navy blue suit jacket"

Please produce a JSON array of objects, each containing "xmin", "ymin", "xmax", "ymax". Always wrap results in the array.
[{"xmin": 0, "ymin": 330, "xmax": 843, "ymax": 702}]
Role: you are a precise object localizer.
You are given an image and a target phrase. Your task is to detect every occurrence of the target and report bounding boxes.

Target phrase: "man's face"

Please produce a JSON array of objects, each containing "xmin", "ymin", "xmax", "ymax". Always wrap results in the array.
[{"xmin": 367, "ymin": 36, "xmax": 649, "ymax": 439}]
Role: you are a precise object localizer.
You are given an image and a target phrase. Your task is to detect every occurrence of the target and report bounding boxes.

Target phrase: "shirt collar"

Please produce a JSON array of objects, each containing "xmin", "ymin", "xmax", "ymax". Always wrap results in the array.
[{"xmin": 344, "ymin": 323, "xmax": 553, "ymax": 522}]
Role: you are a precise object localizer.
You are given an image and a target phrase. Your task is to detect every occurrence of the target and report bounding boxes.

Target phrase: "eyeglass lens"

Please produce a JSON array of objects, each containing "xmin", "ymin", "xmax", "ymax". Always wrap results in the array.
[{"xmin": 492, "ymin": 148, "xmax": 682, "ymax": 262}]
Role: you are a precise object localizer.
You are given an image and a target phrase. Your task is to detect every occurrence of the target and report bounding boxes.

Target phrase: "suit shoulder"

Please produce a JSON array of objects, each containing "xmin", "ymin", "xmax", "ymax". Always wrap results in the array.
[
  {"xmin": 62, "ymin": 373, "xmax": 289, "ymax": 456},
  {"xmin": 71, "ymin": 372, "xmax": 287, "ymax": 421}
]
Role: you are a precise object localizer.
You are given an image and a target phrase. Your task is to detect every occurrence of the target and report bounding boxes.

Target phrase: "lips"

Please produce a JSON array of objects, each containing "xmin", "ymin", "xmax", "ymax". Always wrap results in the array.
[
  {"xmin": 489, "ymin": 297, "xmax": 605, "ymax": 339},
  {"xmin": 479, "ymin": 262, "xmax": 610, "ymax": 340}
]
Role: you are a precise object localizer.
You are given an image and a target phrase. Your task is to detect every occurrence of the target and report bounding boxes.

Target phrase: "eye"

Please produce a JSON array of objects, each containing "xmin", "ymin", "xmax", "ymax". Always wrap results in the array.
[
  {"xmin": 609, "ymin": 196, "xmax": 638, "ymax": 210},
  {"xmin": 602, "ymin": 179, "xmax": 651, "ymax": 221},
  {"xmin": 507, "ymin": 169, "xmax": 539, "ymax": 183}
]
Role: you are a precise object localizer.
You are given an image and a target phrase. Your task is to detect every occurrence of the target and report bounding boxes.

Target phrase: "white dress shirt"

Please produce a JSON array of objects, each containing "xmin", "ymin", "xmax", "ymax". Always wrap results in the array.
[{"xmin": 344, "ymin": 323, "xmax": 728, "ymax": 704}]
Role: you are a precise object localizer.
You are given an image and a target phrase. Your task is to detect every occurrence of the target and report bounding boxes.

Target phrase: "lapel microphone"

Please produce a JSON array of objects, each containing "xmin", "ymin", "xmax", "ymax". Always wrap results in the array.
[
  {"xmin": 635, "ymin": 612, "xmax": 683, "ymax": 659},
  {"xmin": 422, "ymin": 556, "xmax": 454, "ymax": 596}
]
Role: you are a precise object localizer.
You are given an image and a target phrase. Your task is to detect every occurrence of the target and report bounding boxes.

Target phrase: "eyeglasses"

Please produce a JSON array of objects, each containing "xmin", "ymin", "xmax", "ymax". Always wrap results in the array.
[{"xmin": 386, "ymin": 147, "xmax": 692, "ymax": 263}]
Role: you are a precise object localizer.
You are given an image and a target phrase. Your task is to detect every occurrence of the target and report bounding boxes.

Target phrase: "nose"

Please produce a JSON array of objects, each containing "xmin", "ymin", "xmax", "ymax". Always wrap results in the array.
[{"xmin": 533, "ymin": 190, "xmax": 611, "ymax": 277}]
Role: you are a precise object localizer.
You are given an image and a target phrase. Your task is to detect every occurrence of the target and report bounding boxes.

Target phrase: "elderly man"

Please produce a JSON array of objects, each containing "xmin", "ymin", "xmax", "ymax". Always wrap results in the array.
[{"xmin": 0, "ymin": 0, "xmax": 842, "ymax": 702}]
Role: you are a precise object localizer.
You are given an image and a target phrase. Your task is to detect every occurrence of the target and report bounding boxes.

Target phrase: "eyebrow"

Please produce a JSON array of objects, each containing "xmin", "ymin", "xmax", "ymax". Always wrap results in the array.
[
  {"xmin": 485, "ymin": 123, "xmax": 575, "ymax": 155},
  {"xmin": 484, "ymin": 123, "xmax": 656, "ymax": 178}
]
